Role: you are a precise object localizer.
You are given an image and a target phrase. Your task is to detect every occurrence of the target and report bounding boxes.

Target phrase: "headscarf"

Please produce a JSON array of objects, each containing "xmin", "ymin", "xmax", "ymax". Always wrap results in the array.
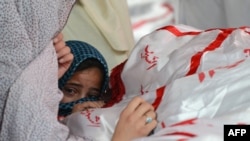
[{"xmin": 58, "ymin": 40, "xmax": 109, "ymax": 116}]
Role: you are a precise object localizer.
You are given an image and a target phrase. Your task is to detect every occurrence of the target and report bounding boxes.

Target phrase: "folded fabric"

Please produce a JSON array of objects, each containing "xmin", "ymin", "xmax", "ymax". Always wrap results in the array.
[
  {"xmin": 64, "ymin": 24, "xmax": 250, "ymax": 141},
  {"xmin": 0, "ymin": 1, "xmax": 89, "ymax": 140}
]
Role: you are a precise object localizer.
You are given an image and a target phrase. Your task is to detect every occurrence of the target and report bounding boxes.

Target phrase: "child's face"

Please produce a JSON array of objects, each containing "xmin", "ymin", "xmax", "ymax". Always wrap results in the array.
[{"xmin": 61, "ymin": 67, "xmax": 103, "ymax": 103}]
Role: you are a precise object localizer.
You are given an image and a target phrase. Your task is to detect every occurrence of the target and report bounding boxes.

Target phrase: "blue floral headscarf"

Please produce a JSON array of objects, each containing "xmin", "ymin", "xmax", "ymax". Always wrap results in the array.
[{"xmin": 58, "ymin": 40, "xmax": 109, "ymax": 117}]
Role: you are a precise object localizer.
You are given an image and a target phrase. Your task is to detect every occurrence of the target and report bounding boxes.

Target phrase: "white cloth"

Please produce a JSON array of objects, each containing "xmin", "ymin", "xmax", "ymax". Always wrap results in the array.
[
  {"xmin": 64, "ymin": 24, "xmax": 250, "ymax": 141},
  {"xmin": 176, "ymin": 0, "xmax": 250, "ymax": 29},
  {"xmin": 62, "ymin": 0, "xmax": 135, "ymax": 71},
  {"xmin": 127, "ymin": 0, "xmax": 175, "ymax": 42}
]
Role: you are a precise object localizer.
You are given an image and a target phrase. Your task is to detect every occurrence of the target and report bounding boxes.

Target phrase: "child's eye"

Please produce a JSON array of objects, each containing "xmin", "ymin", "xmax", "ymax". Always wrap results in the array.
[
  {"xmin": 87, "ymin": 91, "xmax": 101, "ymax": 98},
  {"xmin": 63, "ymin": 87, "xmax": 78, "ymax": 96}
]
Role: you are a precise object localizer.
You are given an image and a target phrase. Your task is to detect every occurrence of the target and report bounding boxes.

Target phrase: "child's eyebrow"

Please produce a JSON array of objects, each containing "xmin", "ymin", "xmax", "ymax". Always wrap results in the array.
[
  {"xmin": 65, "ymin": 83, "xmax": 83, "ymax": 88},
  {"xmin": 89, "ymin": 88, "xmax": 101, "ymax": 92}
]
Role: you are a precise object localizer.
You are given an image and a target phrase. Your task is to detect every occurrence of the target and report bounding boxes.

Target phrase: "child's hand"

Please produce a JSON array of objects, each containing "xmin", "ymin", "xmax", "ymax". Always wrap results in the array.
[
  {"xmin": 112, "ymin": 96, "xmax": 157, "ymax": 141},
  {"xmin": 53, "ymin": 33, "xmax": 73, "ymax": 79},
  {"xmin": 72, "ymin": 101, "xmax": 105, "ymax": 113}
]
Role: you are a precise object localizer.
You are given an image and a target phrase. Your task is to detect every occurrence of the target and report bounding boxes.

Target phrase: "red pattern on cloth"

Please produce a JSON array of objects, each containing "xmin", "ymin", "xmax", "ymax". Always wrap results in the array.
[{"xmin": 104, "ymin": 60, "xmax": 127, "ymax": 107}]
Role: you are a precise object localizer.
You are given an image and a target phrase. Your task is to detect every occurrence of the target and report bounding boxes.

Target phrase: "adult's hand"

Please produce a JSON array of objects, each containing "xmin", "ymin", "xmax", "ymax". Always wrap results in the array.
[
  {"xmin": 112, "ymin": 96, "xmax": 157, "ymax": 141},
  {"xmin": 53, "ymin": 33, "xmax": 73, "ymax": 79}
]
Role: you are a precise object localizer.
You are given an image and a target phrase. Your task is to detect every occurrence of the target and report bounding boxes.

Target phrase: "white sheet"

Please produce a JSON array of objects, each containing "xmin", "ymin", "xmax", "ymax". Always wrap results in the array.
[{"xmin": 63, "ymin": 24, "xmax": 250, "ymax": 141}]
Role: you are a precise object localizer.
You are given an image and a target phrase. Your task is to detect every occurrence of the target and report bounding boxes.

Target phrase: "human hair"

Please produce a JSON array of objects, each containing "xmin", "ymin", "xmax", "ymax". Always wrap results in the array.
[{"xmin": 75, "ymin": 58, "xmax": 111, "ymax": 102}]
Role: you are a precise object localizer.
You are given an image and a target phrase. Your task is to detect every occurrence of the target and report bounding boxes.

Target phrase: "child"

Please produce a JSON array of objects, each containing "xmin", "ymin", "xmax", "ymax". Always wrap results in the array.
[
  {"xmin": 57, "ymin": 40, "xmax": 110, "ymax": 117},
  {"xmin": 53, "ymin": 35, "xmax": 157, "ymax": 141}
]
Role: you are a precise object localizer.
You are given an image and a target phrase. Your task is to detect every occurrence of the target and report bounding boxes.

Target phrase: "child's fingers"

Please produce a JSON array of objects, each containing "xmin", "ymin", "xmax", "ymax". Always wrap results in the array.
[
  {"xmin": 58, "ymin": 53, "xmax": 73, "ymax": 64},
  {"xmin": 57, "ymin": 47, "xmax": 71, "ymax": 61},
  {"xmin": 53, "ymin": 33, "xmax": 63, "ymax": 43},
  {"xmin": 121, "ymin": 96, "xmax": 145, "ymax": 115},
  {"xmin": 54, "ymin": 41, "xmax": 66, "ymax": 52},
  {"xmin": 72, "ymin": 101, "xmax": 105, "ymax": 113},
  {"xmin": 79, "ymin": 101, "xmax": 105, "ymax": 109}
]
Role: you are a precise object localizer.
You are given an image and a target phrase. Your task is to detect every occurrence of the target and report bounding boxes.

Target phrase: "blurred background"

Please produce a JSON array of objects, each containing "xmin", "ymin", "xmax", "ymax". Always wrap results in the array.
[
  {"xmin": 127, "ymin": 0, "xmax": 250, "ymax": 42},
  {"xmin": 127, "ymin": 0, "xmax": 175, "ymax": 42},
  {"xmin": 62, "ymin": 0, "xmax": 250, "ymax": 71}
]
